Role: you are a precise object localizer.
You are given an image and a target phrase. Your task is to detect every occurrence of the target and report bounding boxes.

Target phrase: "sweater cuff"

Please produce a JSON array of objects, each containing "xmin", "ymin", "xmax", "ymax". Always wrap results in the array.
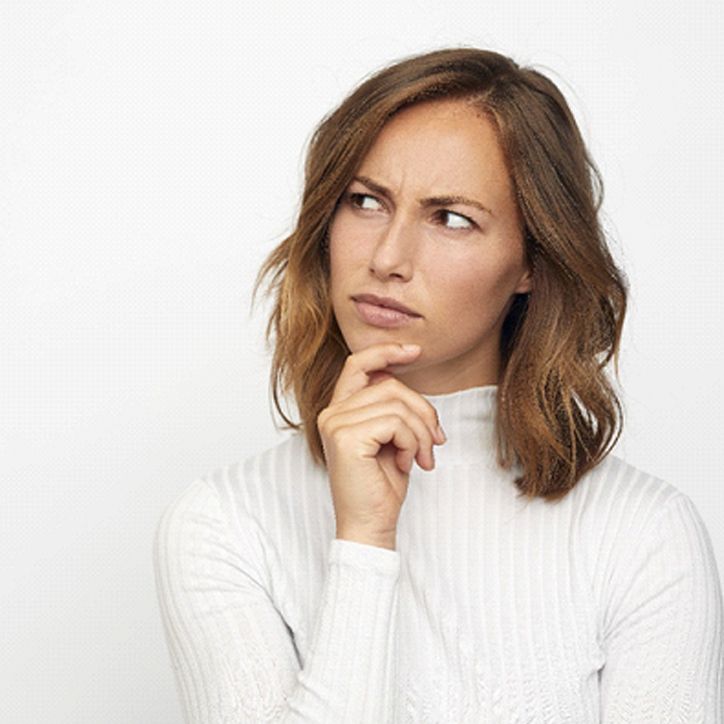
[{"xmin": 329, "ymin": 538, "xmax": 401, "ymax": 577}]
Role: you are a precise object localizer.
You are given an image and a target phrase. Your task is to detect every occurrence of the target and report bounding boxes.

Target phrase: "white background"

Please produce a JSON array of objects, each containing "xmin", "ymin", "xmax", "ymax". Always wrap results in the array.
[{"xmin": 1, "ymin": 1, "xmax": 722, "ymax": 721}]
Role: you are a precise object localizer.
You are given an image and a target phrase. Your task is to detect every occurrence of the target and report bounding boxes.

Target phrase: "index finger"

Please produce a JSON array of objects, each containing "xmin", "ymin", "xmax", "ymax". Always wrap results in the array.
[{"xmin": 331, "ymin": 343, "xmax": 421, "ymax": 404}]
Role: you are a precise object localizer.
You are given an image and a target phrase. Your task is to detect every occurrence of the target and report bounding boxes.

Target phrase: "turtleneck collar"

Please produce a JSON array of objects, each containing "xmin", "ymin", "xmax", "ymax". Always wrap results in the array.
[{"xmin": 420, "ymin": 384, "xmax": 499, "ymax": 467}]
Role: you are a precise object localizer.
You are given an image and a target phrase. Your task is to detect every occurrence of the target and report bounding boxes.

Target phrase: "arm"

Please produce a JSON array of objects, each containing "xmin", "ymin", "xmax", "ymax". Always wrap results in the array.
[
  {"xmin": 153, "ymin": 477, "xmax": 400, "ymax": 723},
  {"xmin": 599, "ymin": 492, "xmax": 723, "ymax": 723}
]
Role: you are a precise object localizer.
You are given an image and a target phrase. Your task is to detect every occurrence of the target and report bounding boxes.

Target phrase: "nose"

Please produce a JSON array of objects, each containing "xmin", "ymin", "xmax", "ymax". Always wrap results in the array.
[{"xmin": 369, "ymin": 213, "xmax": 417, "ymax": 279}]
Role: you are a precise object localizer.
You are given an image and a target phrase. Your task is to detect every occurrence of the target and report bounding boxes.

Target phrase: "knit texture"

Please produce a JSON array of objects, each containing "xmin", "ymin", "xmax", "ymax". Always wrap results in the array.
[{"xmin": 154, "ymin": 384, "xmax": 723, "ymax": 722}]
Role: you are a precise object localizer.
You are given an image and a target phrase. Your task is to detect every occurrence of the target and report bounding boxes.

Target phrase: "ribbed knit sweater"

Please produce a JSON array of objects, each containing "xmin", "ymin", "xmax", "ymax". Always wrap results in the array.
[{"xmin": 153, "ymin": 384, "xmax": 723, "ymax": 722}]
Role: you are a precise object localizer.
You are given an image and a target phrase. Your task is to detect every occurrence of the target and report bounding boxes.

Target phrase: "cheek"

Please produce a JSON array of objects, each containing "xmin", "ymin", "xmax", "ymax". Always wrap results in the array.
[
  {"xmin": 327, "ymin": 220, "xmax": 348, "ymax": 268},
  {"xmin": 432, "ymin": 260, "xmax": 519, "ymax": 330},
  {"xmin": 327, "ymin": 221, "xmax": 381, "ymax": 296},
  {"xmin": 328, "ymin": 242, "xmax": 357, "ymax": 292},
  {"xmin": 328, "ymin": 213, "xmax": 359, "ymax": 260}
]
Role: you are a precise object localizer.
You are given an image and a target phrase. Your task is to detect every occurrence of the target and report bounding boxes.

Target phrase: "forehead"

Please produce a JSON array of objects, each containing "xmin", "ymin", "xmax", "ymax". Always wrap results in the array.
[{"xmin": 358, "ymin": 99, "xmax": 514, "ymax": 201}]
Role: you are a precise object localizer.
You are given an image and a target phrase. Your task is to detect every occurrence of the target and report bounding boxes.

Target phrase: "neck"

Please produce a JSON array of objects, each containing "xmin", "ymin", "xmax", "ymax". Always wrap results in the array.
[{"xmin": 420, "ymin": 384, "xmax": 499, "ymax": 467}]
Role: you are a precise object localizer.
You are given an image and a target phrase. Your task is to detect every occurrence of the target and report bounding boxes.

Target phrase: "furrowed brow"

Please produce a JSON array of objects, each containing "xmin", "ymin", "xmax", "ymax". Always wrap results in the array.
[{"xmin": 353, "ymin": 175, "xmax": 493, "ymax": 217}]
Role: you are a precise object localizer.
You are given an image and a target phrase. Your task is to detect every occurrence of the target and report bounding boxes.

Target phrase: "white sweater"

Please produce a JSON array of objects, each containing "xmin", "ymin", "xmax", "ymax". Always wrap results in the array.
[{"xmin": 153, "ymin": 384, "xmax": 723, "ymax": 723}]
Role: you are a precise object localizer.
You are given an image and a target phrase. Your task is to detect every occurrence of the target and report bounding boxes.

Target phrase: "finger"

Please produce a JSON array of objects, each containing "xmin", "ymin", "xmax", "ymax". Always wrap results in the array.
[
  {"xmin": 353, "ymin": 413, "xmax": 425, "ymax": 475},
  {"xmin": 372, "ymin": 377, "xmax": 446, "ymax": 445},
  {"xmin": 367, "ymin": 371, "xmax": 395, "ymax": 386},
  {"xmin": 324, "ymin": 400, "xmax": 437, "ymax": 471},
  {"xmin": 335, "ymin": 376, "xmax": 445, "ymax": 447},
  {"xmin": 331, "ymin": 343, "xmax": 421, "ymax": 404}
]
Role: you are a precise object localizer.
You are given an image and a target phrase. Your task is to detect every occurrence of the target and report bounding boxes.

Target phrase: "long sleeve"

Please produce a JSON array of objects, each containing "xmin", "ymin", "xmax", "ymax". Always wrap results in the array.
[
  {"xmin": 599, "ymin": 492, "xmax": 724, "ymax": 723},
  {"xmin": 153, "ymin": 477, "xmax": 400, "ymax": 723}
]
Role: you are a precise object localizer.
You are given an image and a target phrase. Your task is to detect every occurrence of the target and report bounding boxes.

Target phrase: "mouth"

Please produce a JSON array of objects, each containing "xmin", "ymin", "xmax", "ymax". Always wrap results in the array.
[
  {"xmin": 351, "ymin": 294, "xmax": 421, "ymax": 317},
  {"xmin": 352, "ymin": 298, "xmax": 422, "ymax": 328}
]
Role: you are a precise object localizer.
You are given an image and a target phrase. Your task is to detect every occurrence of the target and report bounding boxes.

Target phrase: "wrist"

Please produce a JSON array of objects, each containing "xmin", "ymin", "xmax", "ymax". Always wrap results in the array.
[{"xmin": 336, "ymin": 529, "xmax": 396, "ymax": 550}]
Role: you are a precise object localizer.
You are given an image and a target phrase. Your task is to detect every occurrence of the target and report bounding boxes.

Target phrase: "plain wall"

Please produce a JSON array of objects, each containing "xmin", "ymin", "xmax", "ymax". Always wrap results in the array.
[{"xmin": 2, "ymin": 0, "xmax": 722, "ymax": 721}]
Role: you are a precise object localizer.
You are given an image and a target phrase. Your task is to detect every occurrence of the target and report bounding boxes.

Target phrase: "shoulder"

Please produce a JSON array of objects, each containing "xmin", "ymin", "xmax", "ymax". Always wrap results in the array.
[
  {"xmin": 200, "ymin": 432, "xmax": 305, "ymax": 508},
  {"xmin": 571, "ymin": 455, "xmax": 724, "ymax": 667},
  {"xmin": 155, "ymin": 431, "xmax": 326, "ymax": 551},
  {"xmin": 210, "ymin": 432, "xmax": 327, "ymax": 520},
  {"xmin": 568, "ymin": 451, "xmax": 691, "ymax": 540},
  {"xmin": 567, "ymin": 452, "xmax": 720, "ymax": 610},
  {"xmin": 154, "ymin": 435, "xmax": 310, "ymax": 588},
  {"xmin": 564, "ymin": 452, "xmax": 714, "ymax": 595}
]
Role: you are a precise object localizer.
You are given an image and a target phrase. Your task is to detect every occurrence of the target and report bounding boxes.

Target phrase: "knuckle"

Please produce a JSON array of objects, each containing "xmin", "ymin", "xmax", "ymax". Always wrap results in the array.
[
  {"xmin": 390, "ymin": 398, "xmax": 407, "ymax": 416},
  {"xmin": 317, "ymin": 409, "xmax": 331, "ymax": 433},
  {"xmin": 391, "ymin": 411, "xmax": 406, "ymax": 427},
  {"xmin": 329, "ymin": 425, "xmax": 348, "ymax": 443},
  {"xmin": 376, "ymin": 376, "xmax": 394, "ymax": 391}
]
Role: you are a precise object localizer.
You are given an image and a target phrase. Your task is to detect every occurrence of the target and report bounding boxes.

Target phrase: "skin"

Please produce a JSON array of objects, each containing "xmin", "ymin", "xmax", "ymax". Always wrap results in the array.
[{"xmin": 327, "ymin": 98, "xmax": 533, "ymax": 395}]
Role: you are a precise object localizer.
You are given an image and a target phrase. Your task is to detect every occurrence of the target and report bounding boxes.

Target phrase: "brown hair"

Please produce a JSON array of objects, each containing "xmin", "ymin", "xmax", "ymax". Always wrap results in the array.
[{"xmin": 251, "ymin": 46, "xmax": 629, "ymax": 503}]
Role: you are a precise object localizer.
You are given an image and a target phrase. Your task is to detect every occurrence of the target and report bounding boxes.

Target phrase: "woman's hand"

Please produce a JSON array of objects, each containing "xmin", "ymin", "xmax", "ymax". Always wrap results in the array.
[{"xmin": 317, "ymin": 342, "xmax": 447, "ymax": 550}]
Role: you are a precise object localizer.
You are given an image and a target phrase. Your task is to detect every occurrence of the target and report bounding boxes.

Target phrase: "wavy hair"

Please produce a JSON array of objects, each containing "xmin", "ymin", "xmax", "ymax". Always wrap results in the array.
[{"xmin": 251, "ymin": 46, "xmax": 629, "ymax": 502}]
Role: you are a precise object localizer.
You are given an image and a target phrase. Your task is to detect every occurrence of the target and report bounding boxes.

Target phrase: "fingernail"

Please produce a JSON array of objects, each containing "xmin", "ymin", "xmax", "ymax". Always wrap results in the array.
[
  {"xmin": 401, "ymin": 344, "xmax": 420, "ymax": 353},
  {"xmin": 436, "ymin": 423, "xmax": 447, "ymax": 443}
]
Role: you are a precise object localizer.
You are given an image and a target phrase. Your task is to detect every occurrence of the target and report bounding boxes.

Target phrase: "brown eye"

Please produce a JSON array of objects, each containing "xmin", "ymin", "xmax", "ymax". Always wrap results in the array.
[
  {"xmin": 347, "ymin": 192, "xmax": 383, "ymax": 211},
  {"xmin": 436, "ymin": 209, "xmax": 475, "ymax": 231}
]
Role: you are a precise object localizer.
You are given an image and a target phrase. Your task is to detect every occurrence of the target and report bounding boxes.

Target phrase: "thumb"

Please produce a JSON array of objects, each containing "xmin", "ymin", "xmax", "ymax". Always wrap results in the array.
[{"xmin": 368, "ymin": 371, "xmax": 396, "ymax": 386}]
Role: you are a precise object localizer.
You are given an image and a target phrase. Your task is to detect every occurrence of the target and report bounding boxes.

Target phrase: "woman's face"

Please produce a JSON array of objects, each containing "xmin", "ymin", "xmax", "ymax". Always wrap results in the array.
[{"xmin": 327, "ymin": 98, "xmax": 532, "ymax": 394}]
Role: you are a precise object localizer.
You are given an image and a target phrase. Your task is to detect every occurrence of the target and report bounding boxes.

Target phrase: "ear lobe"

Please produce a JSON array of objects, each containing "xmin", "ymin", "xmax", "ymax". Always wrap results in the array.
[{"xmin": 515, "ymin": 267, "xmax": 533, "ymax": 294}]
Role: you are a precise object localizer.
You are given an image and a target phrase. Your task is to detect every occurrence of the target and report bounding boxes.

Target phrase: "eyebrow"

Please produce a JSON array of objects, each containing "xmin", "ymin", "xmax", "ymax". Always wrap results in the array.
[{"xmin": 352, "ymin": 175, "xmax": 494, "ymax": 217}]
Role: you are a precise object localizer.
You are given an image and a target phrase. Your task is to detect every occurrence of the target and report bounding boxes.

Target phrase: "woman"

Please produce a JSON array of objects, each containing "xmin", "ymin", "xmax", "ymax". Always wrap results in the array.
[{"xmin": 154, "ymin": 48, "xmax": 723, "ymax": 722}]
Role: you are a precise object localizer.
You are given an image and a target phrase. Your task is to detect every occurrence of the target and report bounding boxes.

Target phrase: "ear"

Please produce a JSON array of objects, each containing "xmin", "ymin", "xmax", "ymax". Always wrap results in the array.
[{"xmin": 513, "ymin": 265, "xmax": 533, "ymax": 295}]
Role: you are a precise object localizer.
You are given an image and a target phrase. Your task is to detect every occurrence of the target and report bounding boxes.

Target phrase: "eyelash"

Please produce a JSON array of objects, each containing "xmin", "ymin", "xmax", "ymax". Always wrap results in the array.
[{"xmin": 344, "ymin": 192, "xmax": 477, "ymax": 232}]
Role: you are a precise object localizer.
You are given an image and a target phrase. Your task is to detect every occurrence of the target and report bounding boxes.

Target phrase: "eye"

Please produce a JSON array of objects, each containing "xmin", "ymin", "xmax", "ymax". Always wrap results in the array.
[
  {"xmin": 435, "ymin": 209, "xmax": 476, "ymax": 232},
  {"xmin": 346, "ymin": 192, "xmax": 384, "ymax": 212},
  {"xmin": 344, "ymin": 191, "xmax": 476, "ymax": 232}
]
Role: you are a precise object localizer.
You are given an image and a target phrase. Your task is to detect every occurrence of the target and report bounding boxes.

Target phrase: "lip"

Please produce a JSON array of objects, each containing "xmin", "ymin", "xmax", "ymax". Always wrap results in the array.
[
  {"xmin": 353, "ymin": 299, "xmax": 421, "ymax": 328},
  {"xmin": 351, "ymin": 293, "xmax": 421, "ymax": 317}
]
